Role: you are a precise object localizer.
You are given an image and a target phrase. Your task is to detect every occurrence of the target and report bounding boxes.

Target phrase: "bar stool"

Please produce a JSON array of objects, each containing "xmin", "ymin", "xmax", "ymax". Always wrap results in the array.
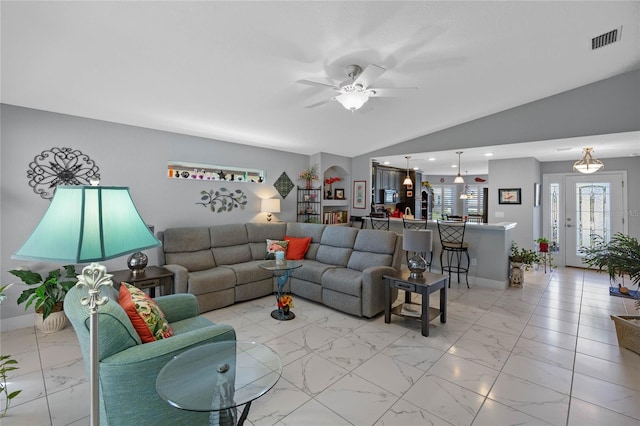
[
  {"xmin": 403, "ymin": 217, "xmax": 432, "ymax": 271},
  {"xmin": 370, "ymin": 216, "xmax": 390, "ymax": 231},
  {"xmin": 437, "ymin": 220, "xmax": 470, "ymax": 288}
]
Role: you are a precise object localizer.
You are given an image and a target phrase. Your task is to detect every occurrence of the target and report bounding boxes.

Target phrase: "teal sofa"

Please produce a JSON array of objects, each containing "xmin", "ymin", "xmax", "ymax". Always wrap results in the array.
[
  {"xmin": 159, "ymin": 222, "xmax": 403, "ymax": 318},
  {"xmin": 65, "ymin": 285, "xmax": 236, "ymax": 426}
]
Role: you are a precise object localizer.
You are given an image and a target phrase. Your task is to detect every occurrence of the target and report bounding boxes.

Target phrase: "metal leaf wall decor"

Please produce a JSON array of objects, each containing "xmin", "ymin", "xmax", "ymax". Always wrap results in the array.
[
  {"xmin": 197, "ymin": 188, "xmax": 248, "ymax": 213},
  {"xmin": 27, "ymin": 147, "xmax": 101, "ymax": 199}
]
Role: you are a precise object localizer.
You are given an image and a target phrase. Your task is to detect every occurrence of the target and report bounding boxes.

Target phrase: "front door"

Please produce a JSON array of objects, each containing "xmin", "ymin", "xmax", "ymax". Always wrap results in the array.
[{"xmin": 564, "ymin": 173, "xmax": 625, "ymax": 267}]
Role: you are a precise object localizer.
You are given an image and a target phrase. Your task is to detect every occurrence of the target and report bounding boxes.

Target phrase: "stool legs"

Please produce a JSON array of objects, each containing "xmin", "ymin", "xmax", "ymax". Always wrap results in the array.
[{"xmin": 440, "ymin": 248, "xmax": 470, "ymax": 288}]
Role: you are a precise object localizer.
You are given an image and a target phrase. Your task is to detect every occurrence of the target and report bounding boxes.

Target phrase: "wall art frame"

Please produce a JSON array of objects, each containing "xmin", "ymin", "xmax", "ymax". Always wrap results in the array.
[
  {"xmin": 353, "ymin": 180, "xmax": 366, "ymax": 209},
  {"xmin": 498, "ymin": 188, "xmax": 522, "ymax": 205}
]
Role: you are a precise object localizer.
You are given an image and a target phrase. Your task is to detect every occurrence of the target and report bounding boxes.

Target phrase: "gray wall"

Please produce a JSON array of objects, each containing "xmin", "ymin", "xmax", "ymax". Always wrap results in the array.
[
  {"xmin": 352, "ymin": 69, "xmax": 640, "ymax": 245},
  {"xmin": 0, "ymin": 105, "xmax": 309, "ymax": 323}
]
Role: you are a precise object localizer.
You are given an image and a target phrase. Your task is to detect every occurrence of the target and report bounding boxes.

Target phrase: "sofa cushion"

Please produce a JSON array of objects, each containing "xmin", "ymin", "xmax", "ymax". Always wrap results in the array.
[
  {"xmin": 315, "ymin": 226, "xmax": 358, "ymax": 266},
  {"xmin": 353, "ymin": 229, "xmax": 397, "ymax": 254},
  {"xmin": 221, "ymin": 261, "xmax": 273, "ymax": 284},
  {"xmin": 322, "ymin": 268, "xmax": 363, "ymax": 297},
  {"xmin": 188, "ymin": 268, "xmax": 236, "ymax": 295},
  {"xmin": 284, "ymin": 236, "xmax": 311, "ymax": 260},
  {"xmin": 347, "ymin": 252, "xmax": 393, "ymax": 272},
  {"xmin": 165, "ymin": 250, "xmax": 215, "ymax": 272},
  {"xmin": 210, "ymin": 224, "xmax": 252, "ymax": 264},
  {"xmin": 163, "ymin": 227, "xmax": 211, "ymax": 253},
  {"xmin": 246, "ymin": 223, "xmax": 287, "ymax": 260},
  {"xmin": 285, "ymin": 222, "xmax": 326, "ymax": 259},
  {"xmin": 290, "ymin": 260, "xmax": 338, "ymax": 284},
  {"xmin": 118, "ymin": 283, "xmax": 173, "ymax": 343}
]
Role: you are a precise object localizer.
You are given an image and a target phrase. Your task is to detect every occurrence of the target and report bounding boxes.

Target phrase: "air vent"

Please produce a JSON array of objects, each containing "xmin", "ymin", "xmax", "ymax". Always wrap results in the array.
[{"xmin": 592, "ymin": 27, "xmax": 622, "ymax": 50}]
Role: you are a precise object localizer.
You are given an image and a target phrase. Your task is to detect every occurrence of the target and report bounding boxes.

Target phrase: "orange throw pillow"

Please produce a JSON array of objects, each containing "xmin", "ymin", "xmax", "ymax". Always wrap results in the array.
[
  {"xmin": 119, "ymin": 283, "xmax": 173, "ymax": 343},
  {"xmin": 284, "ymin": 236, "xmax": 312, "ymax": 260}
]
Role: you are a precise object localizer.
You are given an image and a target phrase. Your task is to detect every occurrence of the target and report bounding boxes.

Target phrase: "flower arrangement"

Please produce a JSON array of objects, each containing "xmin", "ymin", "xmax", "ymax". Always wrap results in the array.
[
  {"xmin": 277, "ymin": 294, "xmax": 294, "ymax": 309},
  {"xmin": 299, "ymin": 164, "xmax": 319, "ymax": 182},
  {"xmin": 325, "ymin": 176, "xmax": 341, "ymax": 186}
]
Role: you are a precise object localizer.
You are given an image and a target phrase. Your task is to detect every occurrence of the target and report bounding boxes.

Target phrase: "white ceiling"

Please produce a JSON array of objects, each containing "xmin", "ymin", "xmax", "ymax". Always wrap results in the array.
[{"xmin": 2, "ymin": 1, "xmax": 639, "ymax": 164}]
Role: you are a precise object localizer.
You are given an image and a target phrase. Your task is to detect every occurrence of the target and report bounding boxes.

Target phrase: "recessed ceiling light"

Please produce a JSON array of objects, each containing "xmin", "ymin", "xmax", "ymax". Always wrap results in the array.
[
  {"xmin": 484, "ymin": 152, "xmax": 493, "ymax": 157},
  {"xmin": 413, "ymin": 167, "xmax": 419, "ymax": 170},
  {"xmin": 556, "ymin": 147, "xmax": 572, "ymax": 152},
  {"xmin": 451, "ymin": 164, "xmax": 458, "ymax": 168},
  {"xmin": 383, "ymin": 161, "xmax": 390, "ymax": 165},
  {"xmin": 428, "ymin": 157, "xmax": 436, "ymax": 161}
]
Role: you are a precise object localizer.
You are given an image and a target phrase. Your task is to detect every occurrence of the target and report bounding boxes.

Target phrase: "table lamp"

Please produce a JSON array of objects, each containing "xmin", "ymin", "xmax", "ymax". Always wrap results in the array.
[
  {"xmin": 403, "ymin": 229, "xmax": 432, "ymax": 279},
  {"xmin": 261, "ymin": 198, "xmax": 280, "ymax": 222},
  {"xmin": 12, "ymin": 184, "xmax": 160, "ymax": 426}
]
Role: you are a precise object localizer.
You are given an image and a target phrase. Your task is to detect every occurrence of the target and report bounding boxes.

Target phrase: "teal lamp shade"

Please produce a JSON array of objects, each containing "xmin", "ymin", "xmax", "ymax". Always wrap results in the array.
[{"xmin": 13, "ymin": 186, "xmax": 160, "ymax": 262}]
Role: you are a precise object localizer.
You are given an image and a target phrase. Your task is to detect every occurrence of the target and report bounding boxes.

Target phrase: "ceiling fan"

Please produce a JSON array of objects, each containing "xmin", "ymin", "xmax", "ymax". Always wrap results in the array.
[{"xmin": 296, "ymin": 64, "xmax": 417, "ymax": 111}]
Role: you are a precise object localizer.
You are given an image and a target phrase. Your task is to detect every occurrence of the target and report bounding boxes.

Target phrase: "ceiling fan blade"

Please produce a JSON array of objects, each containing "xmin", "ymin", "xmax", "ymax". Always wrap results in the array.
[
  {"xmin": 304, "ymin": 98, "xmax": 335, "ymax": 108},
  {"xmin": 369, "ymin": 87, "xmax": 419, "ymax": 97},
  {"xmin": 353, "ymin": 64, "xmax": 386, "ymax": 88},
  {"xmin": 295, "ymin": 79, "xmax": 339, "ymax": 90}
]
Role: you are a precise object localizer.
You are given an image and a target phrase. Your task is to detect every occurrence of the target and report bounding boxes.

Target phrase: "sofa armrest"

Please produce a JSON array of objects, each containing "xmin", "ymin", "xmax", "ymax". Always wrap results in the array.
[
  {"xmin": 163, "ymin": 264, "xmax": 189, "ymax": 293},
  {"xmin": 361, "ymin": 266, "xmax": 399, "ymax": 318},
  {"xmin": 154, "ymin": 293, "xmax": 200, "ymax": 323}
]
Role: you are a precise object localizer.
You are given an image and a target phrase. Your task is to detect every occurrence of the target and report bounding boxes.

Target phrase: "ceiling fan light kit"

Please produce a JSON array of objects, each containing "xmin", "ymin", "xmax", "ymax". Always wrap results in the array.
[
  {"xmin": 573, "ymin": 147, "xmax": 604, "ymax": 174},
  {"xmin": 297, "ymin": 63, "xmax": 417, "ymax": 111},
  {"xmin": 453, "ymin": 151, "xmax": 465, "ymax": 183}
]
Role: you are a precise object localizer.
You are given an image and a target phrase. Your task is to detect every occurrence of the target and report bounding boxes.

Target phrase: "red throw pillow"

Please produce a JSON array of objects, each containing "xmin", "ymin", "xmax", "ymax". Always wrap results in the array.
[
  {"xmin": 284, "ymin": 236, "xmax": 312, "ymax": 260},
  {"xmin": 119, "ymin": 283, "xmax": 173, "ymax": 343}
]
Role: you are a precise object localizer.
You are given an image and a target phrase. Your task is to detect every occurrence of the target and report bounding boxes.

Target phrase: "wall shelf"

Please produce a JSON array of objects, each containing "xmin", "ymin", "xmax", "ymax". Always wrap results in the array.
[{"xmin": 168, "ymin": 161, "xmax": 265, "ymax": 183}]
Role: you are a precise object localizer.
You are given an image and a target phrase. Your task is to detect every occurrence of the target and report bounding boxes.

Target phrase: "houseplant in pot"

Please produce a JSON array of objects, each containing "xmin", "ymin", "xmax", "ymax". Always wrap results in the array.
[
  {"xmin": 13, "ymin": 265, "xmax": 78, "ymax": 333},
  {"xmin": 580, "ymin": 232, "xmax": 640, "ymax": 354},
  {"xmin": 509, "ymin": 243, "xmax": 539, "ymax": 287},
  {"xmin": 536, "ymin": 237, "xmax": 549, "ymax": 252},
  {"xmin": 0, "ymin": 283, "xmax": 21, "ymax": 417}
]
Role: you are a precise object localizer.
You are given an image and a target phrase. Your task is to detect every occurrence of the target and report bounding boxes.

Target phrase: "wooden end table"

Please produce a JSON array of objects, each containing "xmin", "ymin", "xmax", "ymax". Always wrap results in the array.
[
  {"xmin": 110, "ymin": 266, "xmax": 174, "ymax": 297},
  {"xmin": 383, "ymin": 270, "xmax": 448, "ymax": 337}
]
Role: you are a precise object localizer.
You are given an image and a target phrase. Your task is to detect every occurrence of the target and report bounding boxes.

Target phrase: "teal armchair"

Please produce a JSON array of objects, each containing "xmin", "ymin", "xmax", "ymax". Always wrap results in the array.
[{"xmin": 65, "ymin": 285, "xmax": 236, "ymax": 426}]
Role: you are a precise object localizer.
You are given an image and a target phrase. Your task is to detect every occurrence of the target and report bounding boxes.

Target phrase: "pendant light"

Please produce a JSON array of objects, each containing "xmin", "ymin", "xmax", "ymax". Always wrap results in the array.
[
  {"xmin": 453, "ymin": 151, "xmax": 465, "ymax": 183},
  {"xmin": 403, "ymin": 156, "xmax": 413, "ymax": 186},
  {"xmin": 573, "ymin": 147, "xmax": 604, "ymax": 174}
]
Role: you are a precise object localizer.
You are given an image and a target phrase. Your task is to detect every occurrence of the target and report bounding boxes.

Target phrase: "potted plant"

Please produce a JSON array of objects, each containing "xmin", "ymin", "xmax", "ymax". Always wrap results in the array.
[
  {"xmin": 299, "ymin": 164, "xmax": 319, "ymax": 189},
  {"xmin": 536, "ymin": 237, "xmax": 549, "ymax": 252},
  {"xmin": 580, "ymin": 233, "xmax": 640, "ymax": 354},
  {"xmin": 12, "ymin": 265, "xmax": 78, "ymax": 334},
  {"xmin": 509, "ymin": 243, "xmax": 539, "ymax": 287},
  {"xmin": 0, "ymin": 284, "xmax": 21, "ymax": 418}
]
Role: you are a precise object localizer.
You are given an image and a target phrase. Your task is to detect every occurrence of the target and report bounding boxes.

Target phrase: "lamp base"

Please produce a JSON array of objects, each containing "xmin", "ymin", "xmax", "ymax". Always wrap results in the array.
[
  {"xmin": 408, "ymin": 254, "xmax": 426, "ymax": 280},
  {"xmin": 127, "ymin": 252, "xmax": 148, "ymax": 275}
]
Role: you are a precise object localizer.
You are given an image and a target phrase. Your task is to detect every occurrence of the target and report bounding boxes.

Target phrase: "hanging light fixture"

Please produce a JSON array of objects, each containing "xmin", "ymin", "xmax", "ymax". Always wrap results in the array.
[
  {"xmin": 573, "ymin": 147, "xmax": 604, "ymax": 174},
  {"xmin": 403, "ymin": 156, "xmax": 413, "ymax": 186},
  {"xmin": 459, "ymin": 184, "xmax": 475, "ymax": 200},
  {"xmin": 453, "ymin": 151, "xmax": 465, "ymax": 183}
]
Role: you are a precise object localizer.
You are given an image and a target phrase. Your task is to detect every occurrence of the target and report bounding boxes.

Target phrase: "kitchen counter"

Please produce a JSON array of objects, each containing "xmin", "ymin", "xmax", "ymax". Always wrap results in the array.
[{"xmin": 364, "ymin": 217, "xmax": 517, "ymax": 289}]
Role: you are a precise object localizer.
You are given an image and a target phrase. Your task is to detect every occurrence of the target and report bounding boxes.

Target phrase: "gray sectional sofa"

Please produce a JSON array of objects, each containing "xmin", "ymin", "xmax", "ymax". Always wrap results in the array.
[{"xmin": 158, "ymin": 222, "xmax": 403, "ymax": 318}]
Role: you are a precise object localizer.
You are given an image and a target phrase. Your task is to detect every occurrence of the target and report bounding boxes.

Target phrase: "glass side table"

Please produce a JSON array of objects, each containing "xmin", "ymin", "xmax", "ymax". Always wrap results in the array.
[
  {"xmin": 258, "ymin": 260, "xmax": 302, "ymax": 320},
  {"xmin": 156, "ymin": 341, "xmax": 282, "ymax": 426}
]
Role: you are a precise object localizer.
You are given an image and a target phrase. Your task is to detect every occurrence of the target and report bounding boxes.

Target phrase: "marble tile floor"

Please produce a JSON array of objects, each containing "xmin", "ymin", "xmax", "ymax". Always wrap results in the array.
[{"xmin": 1, "ymin": 267, "xmax": 639, "ymax": 426}]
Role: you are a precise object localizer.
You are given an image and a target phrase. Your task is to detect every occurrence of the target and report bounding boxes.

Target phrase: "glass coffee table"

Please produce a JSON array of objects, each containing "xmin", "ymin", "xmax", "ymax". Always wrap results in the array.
[
  {"xmin": 156, "ymin": 340, "xmax": 282, "ymax": 426},
  {"xmin": 258, "ymin": 260, "xmax": 302, "ymax": 320}
]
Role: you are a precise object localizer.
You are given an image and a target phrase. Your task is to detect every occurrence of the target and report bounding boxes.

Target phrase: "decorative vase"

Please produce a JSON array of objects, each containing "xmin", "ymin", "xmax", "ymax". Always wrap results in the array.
[
  {"xmin": 282, "ymin": 306, "xmax": 290, "ymax": 315},
  {"xmin": 35, "ymin": 306, "xmax": 67, "ymax": 334},
  {"xmin": 539, "ymin": 242, "xmax": 549, "ymax": 252},
  {"xmin": 306, "ymin": 180, "xmax": 312, "ymax": 189}
]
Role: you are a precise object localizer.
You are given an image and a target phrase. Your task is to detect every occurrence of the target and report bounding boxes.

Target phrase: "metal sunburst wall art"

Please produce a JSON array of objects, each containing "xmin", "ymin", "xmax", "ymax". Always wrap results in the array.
[{"xmin": 27, "ymin": 147, "xmax": 101, "ymax": 199}]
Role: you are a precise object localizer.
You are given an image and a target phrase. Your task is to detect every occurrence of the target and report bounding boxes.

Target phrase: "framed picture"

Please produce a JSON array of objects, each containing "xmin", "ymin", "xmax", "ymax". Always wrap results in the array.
[
  {"xmin": 353, "ymin": 180, "xmax": 366, "ymax": 209},
  {"xmin": 334, "ymin": 188, "xmax": 345, "ymax": 200},
  {"xmin": 406, "ymin": 190, "xmax": 413, "ymax": 197},
  {"xmin": 498, "ymin": 188, "xmax": 521, "ymax": 204},
  {"xmin": 303, "ymin": 194, "xmax": 311, "ymax": 201},
  {"xmin": 534, "ymin": 183, "xmax": 541, "ymax": 207}
]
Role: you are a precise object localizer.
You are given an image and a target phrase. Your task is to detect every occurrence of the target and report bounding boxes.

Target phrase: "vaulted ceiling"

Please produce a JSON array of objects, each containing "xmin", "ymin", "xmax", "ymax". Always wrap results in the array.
[{"xmin": 2, "ymin": 1, "xmax": 639, "ymax": 163}]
